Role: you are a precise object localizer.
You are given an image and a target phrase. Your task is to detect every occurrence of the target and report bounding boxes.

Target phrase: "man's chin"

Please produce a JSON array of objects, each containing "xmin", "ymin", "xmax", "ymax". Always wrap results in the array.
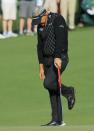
[{"xmin": 41, "ymin": 23, "xmax": 45, "ymax": 27}]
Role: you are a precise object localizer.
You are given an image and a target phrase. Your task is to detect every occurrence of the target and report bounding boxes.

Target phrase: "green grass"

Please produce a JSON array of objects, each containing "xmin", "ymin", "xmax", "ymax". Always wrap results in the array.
[
  {"xmin": 0, "ymin": 126, "xmax": 94, "ymax": 131},
  {"xmin": 0, "ymin": 27, "xmax": 94, "ymax": 128}
]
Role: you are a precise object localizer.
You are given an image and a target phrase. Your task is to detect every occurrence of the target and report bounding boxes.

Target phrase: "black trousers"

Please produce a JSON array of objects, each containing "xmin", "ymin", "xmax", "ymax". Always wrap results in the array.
[{"xmin": 43, "ymin": 55, "xmax": 72, "ymax": 122}]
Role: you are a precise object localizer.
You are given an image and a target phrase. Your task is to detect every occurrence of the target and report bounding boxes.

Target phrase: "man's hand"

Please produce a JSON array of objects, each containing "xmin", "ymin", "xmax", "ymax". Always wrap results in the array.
[
  {"xmin": 39, "ymin": 64, "xmax": 45, "ymax": 80},
  {"xmin": 54, "ymin": 58, "xmax": 62, "ymax": 69}
]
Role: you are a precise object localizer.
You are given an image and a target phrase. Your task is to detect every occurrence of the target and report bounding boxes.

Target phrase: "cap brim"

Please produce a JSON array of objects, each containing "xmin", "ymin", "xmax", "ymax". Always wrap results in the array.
[{"xmin": 32, "ymin": 9, "xmax": 46, "ymax": 25}]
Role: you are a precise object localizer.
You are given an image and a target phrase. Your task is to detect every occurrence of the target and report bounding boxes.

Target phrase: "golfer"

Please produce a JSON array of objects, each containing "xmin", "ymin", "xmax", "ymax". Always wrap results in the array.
[{"xmin": 34, "ymin": 9, "xmax": 75, "ymax": 126}]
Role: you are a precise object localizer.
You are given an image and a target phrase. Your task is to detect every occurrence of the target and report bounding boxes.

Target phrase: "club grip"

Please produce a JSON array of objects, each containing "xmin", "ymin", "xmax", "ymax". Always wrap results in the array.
[{"xmin": 57, "ymin": 67, "xmax": 62, "ymax": 88}]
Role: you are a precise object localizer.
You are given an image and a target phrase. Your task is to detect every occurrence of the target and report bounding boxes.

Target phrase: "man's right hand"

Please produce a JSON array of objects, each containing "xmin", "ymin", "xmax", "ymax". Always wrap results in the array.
[{"xmin": 39, "ymin": 64, "xmax": 45, "ymax": 80}]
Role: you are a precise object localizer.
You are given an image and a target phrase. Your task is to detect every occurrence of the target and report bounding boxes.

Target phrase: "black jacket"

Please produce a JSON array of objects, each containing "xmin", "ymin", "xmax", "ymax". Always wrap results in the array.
[{"xmin": 37, "ymin": 13, "xmax": 68, "ymax": 64}]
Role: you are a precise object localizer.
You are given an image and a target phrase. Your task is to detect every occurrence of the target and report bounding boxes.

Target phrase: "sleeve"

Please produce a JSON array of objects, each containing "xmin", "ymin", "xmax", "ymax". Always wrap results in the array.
[
  {"xmin": 53, "ymin": 15, "xmax": 68, "ymax": 58},
  {"xmin": 37, "ymin": 27, "xmax": 44, "ymax": 64}
]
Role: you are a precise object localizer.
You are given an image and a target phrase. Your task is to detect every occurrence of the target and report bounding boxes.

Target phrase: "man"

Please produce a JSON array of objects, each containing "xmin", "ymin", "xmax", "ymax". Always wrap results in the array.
[
  {"xmin": 33, "ymin": 9, "xmax": 75, "ymax": 126},
  {"xmin": 1, "ymin": 0, "xmax": 18, "ymax": 37},
  {"xmin": 60, "ymin": 0, "xmax": 77, "ymax": 30},
  {"xmin": 19, "ymin": 0, "xmax": 36, "ymax": 35},
  {"xmin": 81, "ymin": 0, "xmax": 94, "ymax": 25},
  {"xmin": 0, "ymin": 0, "xmax": 5, "ymax": 39},
  {"xmin": 76, "ymin": 0, "xmax": 84, "ymax": 27}
]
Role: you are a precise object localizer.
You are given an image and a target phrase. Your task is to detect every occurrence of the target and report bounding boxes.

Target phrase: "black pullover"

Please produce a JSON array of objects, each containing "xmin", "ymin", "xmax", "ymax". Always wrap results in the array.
[{"xmin": 37, "ymin": 13, "xmax": 68, "ymax": 64}]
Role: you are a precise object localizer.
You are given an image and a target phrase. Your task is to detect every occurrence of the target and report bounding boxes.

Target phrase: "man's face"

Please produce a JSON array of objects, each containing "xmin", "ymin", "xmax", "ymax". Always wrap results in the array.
[{"xmin": 41, "ymin": 14, "xmax": 48, "ymax": 26}]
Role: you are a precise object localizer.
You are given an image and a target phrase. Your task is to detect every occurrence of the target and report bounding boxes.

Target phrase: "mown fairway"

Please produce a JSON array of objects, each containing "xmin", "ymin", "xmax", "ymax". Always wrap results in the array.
[{"xmin": 0, "ymin": 27, "xmax": 94, "ymax": 130}]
